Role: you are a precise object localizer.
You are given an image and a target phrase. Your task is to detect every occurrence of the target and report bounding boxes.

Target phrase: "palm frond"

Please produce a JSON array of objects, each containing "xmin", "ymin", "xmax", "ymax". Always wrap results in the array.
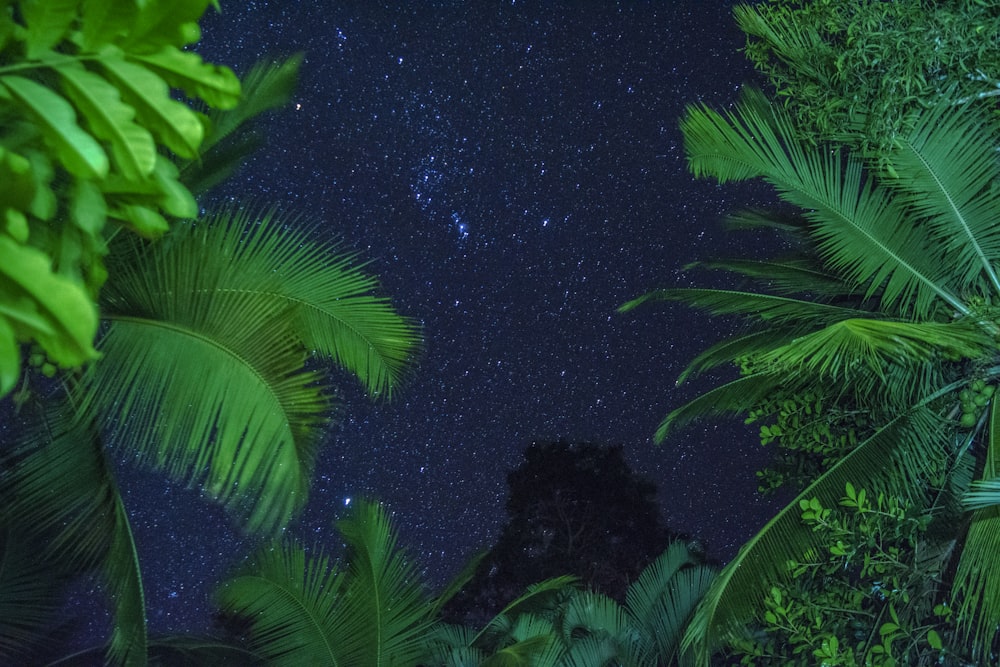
[
  {"xmin": 655, "ymin": 372, "xmax": 787, "ymax": 443},
  {"xmin": 626, "ymin": 542, "xmax": 715, "ymax": 665},
  {"xmin": 559, "ymin": 591, "xmax": 640, "ymax": 665},
  {"xmin": 682, "ymin": 403, "xmax": 948, "ymax": 665},
  {"xmin": 887, "ymin": 102, "xmax": 1000, "ymax": 296},
  {"xmin": 680, "ymin": 92, "xmax": 964, "ymax": 317},
  {"xmin": 689, "ymin": 257, "xmax": 852, "ymax": 298},
  {"xmin": 472, "ymin": 575, "xmax": 578, "ymax": 650},
  {"xmin": 198, "ymin": 205, "xmax": 421, "ymax": 399},
  {"xmin": 676, "ymin": 327, "xmax": 804, "ymax": 385},
  {"xmin": 0, "ymin": 530, "xmax": 68, "ymax": 661},
  {"xmin": 215, "ymin": 540, "xmax": 346, "ymax": 666},
  {"xmin": 147, "ymin": 636, "xmax": 265, "ymax": 666},
  {"xmin": 335, "ymin": 500, "xmax": 436, "ymax": 667},
  {"xmin": 181, "ymin": 54, "xmax": 303, "ymax": 195},
  {"xmin": 82, "ymin": 311, "xmax": 328, "ymax": 535},
  {"xmin": 953, "ymin": 397, "xmax": 1000, "ymax": 658},
  {"xmin": 87, "ymin": 202, "xmax": 419, "ymax": 534},
  {"xmin": 1, "ymin": 400, "xmax": 148, "ymax": 666},
  {"xmin": 620, "ymin": 288, "xmax": 878, "ymax": 327},
  {"xmin": 754, "ymin": 318, "xmax": 991, "ymax": 384}
]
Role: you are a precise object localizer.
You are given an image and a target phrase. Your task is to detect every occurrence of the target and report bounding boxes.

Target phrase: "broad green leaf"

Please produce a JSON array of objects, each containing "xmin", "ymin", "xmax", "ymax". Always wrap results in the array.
[
  {"xmin": 70, "ymin": 178, "xmax": 107, "ymax": 236},
  {"xmin": 0, "ymin": 317, "xmax": 17, "ymax": 396},
  {"xmin": 133, "ymin": 46, "xmax": 240, "ymax": 109},
  {"xmin": 1, "ymin": 75, "xmax": 109, "ymax": 178},
  {"xmin": 0, "ymin": 147, "xmax": 36, "ymax": 212},
  {"xmin": 57, "ymin": 61, "xmax": 157, "ymax": 179},
  {"xmin": 150, "ymin": 155, "xmax": 196, "ymax": 218},
  {"xmin": 79, "ymin": 0, "xmax": 138, "ymax": 51},
  {"xmin": 0, "ymin": 235, "xmax": 99, "ymax": 368},
  {"xmin": 20, "ymin": 0, "xmax": 78, "ymax": 58},
  {"xmin": 100, "ymin": 54, "xmax": 204, "ymax": 158},
  {"xmin": 114, "ymin": 204, "xmax": 169, "ymax": 237},
  {"xmin": 119, "ymin": 0, "xmax": 212, "ymax": 52}
]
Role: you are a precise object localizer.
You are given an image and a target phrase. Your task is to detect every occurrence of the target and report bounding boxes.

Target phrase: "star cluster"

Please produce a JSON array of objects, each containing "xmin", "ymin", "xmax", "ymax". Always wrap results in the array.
[{"xmin": 106, "ymin": 0, "xmax": 787, "ymax": 639}]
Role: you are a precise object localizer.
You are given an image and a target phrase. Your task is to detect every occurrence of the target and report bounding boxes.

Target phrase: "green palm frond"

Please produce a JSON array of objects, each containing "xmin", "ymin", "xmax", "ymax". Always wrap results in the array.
[
  {"xmin": 216, "ymin": 540, "xmax": 346, "ymax": 666},
  {"xmin": 625, "ymin": 542, "xmax": 715, "ymax": 665},
  {"xmin": 335, "ymin": 500, "xmax": 436, "ymax": 666},
  {"xmin": 197, "ymin": 205, "xmax": 421, "ymax": 399},
  {"xmin": 620, "ymin": 288, "xmax": 878, "ymax": 327},
  {"xmin": 754, "ymin": 318, "xmax": 991, "ymax": 384},
  {"xmin": 472, "ymin": 575, "xmax": 578, "ymax": 650},
  {"xmin": 181, "ymin": 54, "xmax": 303, "ymax": 195},
  {"xmin": 146, "ymin": 636, "xmax": 265, "ymax": 666},
  {"xmin": 0, "ymin": 531, "xmax": 67, "ymax": 662},
  {"xmin": 84, "ymin": 204, "xmax": 418, "ymax": 535},
  {"xmin": 655, "ymin": 372, "xmax": 788, "ymax": 443},
  {"xmin": 83, "ymin": 302, "xmax": 329, "ymax": 535},
  {"xmin": 1, "ymin": 401, "xmax": 147, "ymax": 666},
  {"xmin": 560, "ymin": 591, "xmax": 640, "ymax": 666},
  {"xmin": 953, "ymin": 398, "xmax": 1000, "ymax": 658},
  {"xmin": 625, "ymin": 542, "xmax": 698, "ymax": 625},
  {"xmin": 681, "ymin": 403, "xmax": 948, "ymax": 665},
  {"xmin": 886, "ymin": 102, "xmax": 1000, "ymax": 296},
  {"xmin": 689, "ymin": 257, "xmax": 852, "ymax": 298},
  {"xmin": 676, "ymin": 328, "xmax": 804, "ymax": 385},
  {"xmin": 680, "ymin": 92, "xmax": 964, "ymax": 317}
]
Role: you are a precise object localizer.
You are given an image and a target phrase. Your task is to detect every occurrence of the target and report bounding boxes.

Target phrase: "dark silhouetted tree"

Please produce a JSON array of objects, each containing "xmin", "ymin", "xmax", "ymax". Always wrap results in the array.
[{"xmin": 443, "ymin": 440, "xmax": 685, "ymax": 626}]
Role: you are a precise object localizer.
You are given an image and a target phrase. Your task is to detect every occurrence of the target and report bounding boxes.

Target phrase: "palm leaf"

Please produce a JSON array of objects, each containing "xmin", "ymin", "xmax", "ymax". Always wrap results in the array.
[
  {"xmin": 655, "ymin": 372, "xmax": 788, "ymax": 443},
  {"xmin": 680, "ymin": 91, "xmax": 964, "ymax": 317},
  {"xmin": 216, "ymin": 540, "xmax": 347, "ymax": 666},
  {"xmin": 681, "ymin": 402, "xmax": 949, "ymax": 665},
  {"xmin": 688, "ymin": 257, "xmax": 853, "ymax": 298},
  {"xmin": 676, "ymin": 327, "xmax": 806, "ymax": 386},
  {"xmin": 953, "ymin": 396, "xmax": 1000, "ymax": 658},
  {"xmin": 1, "ymin": 400, "xmax": 147, "ymax": 666},
  {"xmin": 181, "ymin": 54, "xmax": 303, "ymax": 195},
  {"xmin": 560, "ymin": 591, "xmax": 640, "ymax": 666},
  {"xmin": 83, "ymin": 301, "xmax": 329, "ymax": 535},
  {"xmin": 335, "ymin": 500, "xmax": 436, "ymax": 667},
  {"xmin": 0, "ymin": 530, "xmax": 69, "ymax": 662},
  {"xmin": 146, "ymin": 636, "xmax": 265, "ymax": 666},
  {"xmin": 886, "ymin": 102, "xmax": 1000, "ymax": 296},
  {"xmin": 197, "ymin": 205, "xmax": 421, "ymax": 399},
  {"xmin": 472, "ymin": 575, "xmax": 578, "ymax": 650},
  {"xmin": 620, "ymin": 288, "xmax": 879, "ymax": 327},
  {"xmin": 625, "ymin": 542, "xmax": 715, "ymax": 665},
  {"xmin": 753, "ymin": 318, "xmax": 991, "ymax": 384}
]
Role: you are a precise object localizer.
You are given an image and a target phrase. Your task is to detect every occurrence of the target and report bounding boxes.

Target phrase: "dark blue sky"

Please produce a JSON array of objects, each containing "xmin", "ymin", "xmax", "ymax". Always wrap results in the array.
[{"xmin": 103, "ymin": 0, "xmax": 786, "ymax": 640}]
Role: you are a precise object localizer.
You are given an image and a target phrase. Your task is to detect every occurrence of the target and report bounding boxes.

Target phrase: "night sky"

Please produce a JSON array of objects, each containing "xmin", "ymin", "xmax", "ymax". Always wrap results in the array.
[{"xmin": 88, "ymin": 0, "xmax": 788, "ymax": 642}]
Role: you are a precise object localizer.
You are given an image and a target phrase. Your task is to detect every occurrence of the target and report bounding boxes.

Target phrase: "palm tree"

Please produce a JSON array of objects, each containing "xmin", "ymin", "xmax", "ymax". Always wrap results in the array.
[{"xmin": 621, "ymin": 90, "xmax": 1000, "ymax": 663}]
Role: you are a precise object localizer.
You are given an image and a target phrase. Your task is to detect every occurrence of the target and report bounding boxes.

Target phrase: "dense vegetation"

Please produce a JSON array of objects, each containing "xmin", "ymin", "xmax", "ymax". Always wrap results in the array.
[{"xmin": 4, "ymin": 0, "xmax": 1000, "ymax": 665}]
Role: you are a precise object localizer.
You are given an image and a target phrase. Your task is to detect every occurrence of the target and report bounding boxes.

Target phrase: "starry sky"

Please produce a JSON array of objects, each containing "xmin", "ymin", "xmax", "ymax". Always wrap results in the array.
[{"xmin": 93, "ymin": 0, "xmax": 790, "ymax": 642}]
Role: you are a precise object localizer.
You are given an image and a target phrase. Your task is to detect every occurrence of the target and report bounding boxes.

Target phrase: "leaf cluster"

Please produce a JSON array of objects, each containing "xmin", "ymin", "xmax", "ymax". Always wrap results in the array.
[
  {"xmin": 0, "ymin": 0, "xmax": 241, "ymax": 397},
  {"xmin": 737, "ymin": 0, "xmax": 1000, "ymax": 159},
  {"xmin": 733, "ymin": 482, "xmax": 966, "ymax": 666}
]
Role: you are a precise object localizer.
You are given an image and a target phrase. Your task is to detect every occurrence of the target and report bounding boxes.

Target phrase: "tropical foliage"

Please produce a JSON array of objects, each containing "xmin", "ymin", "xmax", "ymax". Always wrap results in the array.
[
  {"xmin": 427, "ymin": 540, "xmax": 714, "ymax": 666},
  {"xmin": 0, "ymin": 0, "xmax": 242, "ymax": 396},
  {"xmin": 0, "ymin": 3, "xmax": 421, "ymax": 663},
  {"xmin": 735, "ymin": 0, "xmax": 1000, "ymax": 159},
  {"xmin": 216, "ymin": 500, "xmax": 438, "ymax": 667},
  {"xmin": 622, "ymin": 89, "xmax": 1000, "ymax": 664}
]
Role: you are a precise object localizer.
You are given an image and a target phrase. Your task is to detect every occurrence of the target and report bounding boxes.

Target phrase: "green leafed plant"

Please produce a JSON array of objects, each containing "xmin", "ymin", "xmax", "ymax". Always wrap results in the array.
[
  {"xmin": 0, "ymin": 0, "xmax": 241, "ymax": 397},
  {"xmin": 622, "ymin": 90, "xmax": 1000, "ymax": 663},
  {"xmin": 216, "ymin": 499, "xmax": 438, "ymax": 667},
  {"xmin": 78, "ymin": 203, "xmax": 420, "ymax": 535}
]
